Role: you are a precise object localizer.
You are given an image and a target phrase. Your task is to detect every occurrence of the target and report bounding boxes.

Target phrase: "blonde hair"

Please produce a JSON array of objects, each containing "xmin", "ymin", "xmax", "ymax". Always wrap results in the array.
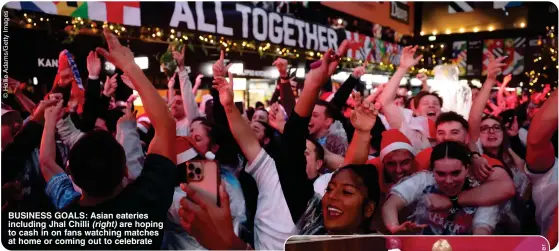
[{"xmin": 432, "ymin": 239, "xmax": 452, "ymax": 251}]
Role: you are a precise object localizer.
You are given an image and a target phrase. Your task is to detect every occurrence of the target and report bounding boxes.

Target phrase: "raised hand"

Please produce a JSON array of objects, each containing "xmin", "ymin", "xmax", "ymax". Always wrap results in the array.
[
  {"xmin": 305, "ymin": 48, "xmax": 338, "ymax": 90},
  {"xmin": 103, "ymin": 74, "xmax": 118, "ymax": 97},
  {"xmin": 272, "ymin": 57, "xmax": 289, "ymax": 78},
  {"xmin": 31, "ymin": 99, "xmax": 60, "ymax": 124},
  {"xmin": 127, "ymin": 93, "xmax": 139, "ymax": 104},
  {"xmin": 172, "ymin": 46, "xmax": 186, "ymax": 71},
  {"xmin": 96, "ymin": 29, "xmax": 136, "ymax": 73},
  {"xmin": 212, "ymin": 72, "xmax": 234, "ymax": 107},
  {"xmin": 352, "ymin": 61, "xmax": 368, "ymax": 79},
  {"xmin": 268, "ymin": 102, "xmax": 286, "ymax": 131},
  {"xmin": 213, "ymin": 50, "xmax": 231, "ymax": 78},
  {"xmin": 327, "ymin": 39, "xmax": 355, "ymax": 76},
  {"xmin": 7, "ymin": 77, "xmax": 23, "ymax": 93},
  {"xmin": 43, "ymin": 99, "xmax": 64, "ymax": 125},
  {"xmin": 502, "ymin": 74, "xmax": 512, "ymax": 86},
  {"xmin": 167, "ymin": 72, "xmax": 177, "ymax": 90},
  {"xmin": 486, "ymin": 54, "xmax": 507, "ymax": 82},
  {"xmin": 86, "ymin": 51, "xmax": 101, "ymax": 77},
  {"xmin": 118, "ymin": 101, "xmax": 138, "ymax": 125},
  {"xmin": 399, "ymin": 45, "xmax": 423, "ymax": 69},
  {"xmin": 195, "ymin": 74, "xmax": 204, "ymax": 85},
  {"xmin": 350, "ymin": 92, "xmax": 380, "ymax": 133}
]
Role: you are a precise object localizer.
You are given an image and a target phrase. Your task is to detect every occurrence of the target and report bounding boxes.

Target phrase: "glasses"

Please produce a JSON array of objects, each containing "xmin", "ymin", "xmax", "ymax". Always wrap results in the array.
[{"xmin": 480, "ymin": 125, "xmax": 502, "ymax": 133}]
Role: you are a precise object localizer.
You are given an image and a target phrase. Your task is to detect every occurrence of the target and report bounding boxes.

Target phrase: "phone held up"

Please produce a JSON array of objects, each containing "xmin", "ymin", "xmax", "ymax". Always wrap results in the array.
[{"xmin": 185, "ymin": 160, "xmax": 221, "ymax": 207}]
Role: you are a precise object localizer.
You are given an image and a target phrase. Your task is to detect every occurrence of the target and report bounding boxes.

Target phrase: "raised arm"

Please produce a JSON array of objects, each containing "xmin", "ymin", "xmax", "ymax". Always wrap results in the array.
[
  {"xmin": 380, "ymin": 46, "xmax": 422, "ymax": 130},
  {"xmin": 167, "ymin": 72, "xmax": 177, "ymax": 106},
  {"xmin": 468, "ymin": 55, "xmax": 506, "ymax": 142},
  {"xmin": 175, "ymin": 47, "xmax": 202, "ymax": 121},
  {"xmin": 39, "ymin": 100, "xmax": 65, "ymax": 182},
  {"xmin": 277, "ymin": 44, "xmax": 351, "ymax": 224},
  {"xmin": 2, "ymin": 99, "xmax": 57, "ymax": 183},
  {"xmin": 497, "ymin": 74, "xmax": 512, "ymax": 109},
  {"xmin": 526, "ymin": 89, "xmax": 557, "ymax": 172},
  {"xmin": 417, "ymin": 73, "xmax": 429, "ymax": 92},
  {"xmin": 80, "ymin": 51, "xmax": 106, "ymax": 132},
  {"xmin": 213, "ymin": 52, "xmax": 262, "ymax": 164},
  {"xmin": 116, "ymin": 102, "xmax": 145, "ymax": 181},
  {"xmin": 344, "ymin": 93, "xmax": 378, "ymax": 165},
  {"xmin": 96, "ymin": 29, "xmax": 176, "ymax": 163},
  {"xmin": 192, "ymin": 74, "xmax": 203, "ymax": 94},
  {"xmin": 273, "ymin": 58, "xmax": 296, "ymax": 117}
]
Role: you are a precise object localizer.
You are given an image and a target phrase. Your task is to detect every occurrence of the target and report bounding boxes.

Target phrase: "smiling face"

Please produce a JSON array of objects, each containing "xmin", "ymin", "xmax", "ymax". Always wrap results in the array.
[
  {"xmin": 416, "ymin": 95, "xmax": 442, "ymax": 121},
  {"xmin": 382, "ymin": 149, "xmax": 414, "ymax": 183},
  {"xmin": 309, "ymin": 105, "xmax": 333, "ymax": 137},
  {"xmin": 322, "ymin": 169, "xmax": 374, "ymax": 234},
  {"xmin": 436, "ymin": 121, "xmax": 469, "ymax": 144},
  {"xmin": 480, "ymin": 118, "xmax": 503, "ymax": 149},
  {"xmin": 189, "ymin": 120, "xmax": 212, "ymax": 154},
  {"xmin": 433, "ymin": 158, "xmax": 467, "ymax": 196}
]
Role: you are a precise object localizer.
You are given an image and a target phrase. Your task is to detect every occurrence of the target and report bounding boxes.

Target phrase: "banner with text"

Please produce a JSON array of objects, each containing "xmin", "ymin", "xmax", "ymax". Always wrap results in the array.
[{"xmin": 6, "ymin": 1, "xmax": 349, "ymax": 52}]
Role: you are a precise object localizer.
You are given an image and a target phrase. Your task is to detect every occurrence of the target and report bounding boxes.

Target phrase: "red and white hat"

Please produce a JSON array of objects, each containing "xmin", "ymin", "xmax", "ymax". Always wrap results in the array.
[
  {"xmin": 176, "ymin": 136, "xmax": 215, "ymax": 165},
  {"xmin": 320, "ymin": 92, "xmax": 335, "ymax": 102},
  {"xmin": 136, "ymin": 114, "xmax": 152, "ymax": 134},
  {"xmin": 379, "ymin": 129, "xmax": 415, "ymax": 161}
]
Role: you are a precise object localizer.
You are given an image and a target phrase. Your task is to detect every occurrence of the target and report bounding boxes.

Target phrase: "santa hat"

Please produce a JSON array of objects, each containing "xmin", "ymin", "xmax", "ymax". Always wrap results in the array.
[
  {"xmin": 176, "ymin": 136, "xmax": 215, "ymax": 164},
  {"xmin": 379, "ymin": 129, "xmax": 415, "ymax": 161},
  {"xmin": 320, "ymin": 92, "xmax": 335, "ymax": 102},
  {"xmin": 136, "ymin": 114, "xmax": 152, "ymax": 134}
]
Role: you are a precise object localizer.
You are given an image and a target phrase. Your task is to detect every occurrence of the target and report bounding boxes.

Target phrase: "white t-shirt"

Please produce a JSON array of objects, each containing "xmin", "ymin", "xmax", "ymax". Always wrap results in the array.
[
  {"xmin": 518, "ymin": 128, "xmax": 528, "ymax": 147},
  {"xmin": 176, "ymin": 118, "xmax": 190, "ymax": 136},
  {"xmin": 525, "ymin": 158, "xmax": 558, "ymax": 235},
  {"xmin": 380, "ymin": 107, "xmax": 432, "ymax": 153},
  {"xmin": 245, "ymin": 149, "xmax": 298, "ymax": 250},
  {"xmin": 313, "ymin": 173, "xmax": 333, "ymax": 198},
  {"xmin": 390, "ymin": 171, "xmax": 499, "ymax": 235}
]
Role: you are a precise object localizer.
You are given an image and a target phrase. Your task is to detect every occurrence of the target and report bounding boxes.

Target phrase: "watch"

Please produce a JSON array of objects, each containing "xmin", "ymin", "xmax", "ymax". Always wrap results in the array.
[{"xmin": 449, "ymin": 195, "xmax": 460, "ymax": 208}]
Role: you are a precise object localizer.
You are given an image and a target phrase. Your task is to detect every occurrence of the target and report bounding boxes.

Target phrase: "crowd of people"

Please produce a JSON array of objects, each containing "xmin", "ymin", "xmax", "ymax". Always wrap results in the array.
[{"xmin": 1, "ymin": 28, "xmax": 558, "ymax": 250}]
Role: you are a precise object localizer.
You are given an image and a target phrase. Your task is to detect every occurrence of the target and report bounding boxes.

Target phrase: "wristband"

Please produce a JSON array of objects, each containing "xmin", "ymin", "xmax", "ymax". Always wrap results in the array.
[{"xmin": 449, "ymin": 195, "xmax": 460, "ymax": 208}]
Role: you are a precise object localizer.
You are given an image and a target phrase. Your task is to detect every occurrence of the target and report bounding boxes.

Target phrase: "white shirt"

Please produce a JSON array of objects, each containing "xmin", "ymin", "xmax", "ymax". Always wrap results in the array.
[
  {"xmin": 245, "ymin": 149, "xmax": 298, "ymax": 250},
  {"xmin": 391, "ymin": 171, "xmax": 499, "ymax": 234},
  {"xmin": 525, "ymin": 158, "xmax": 558, "ymax": 235},
  {"xmin": 176, "ymin": 118, "xmax": 190, "ymax": 136},
  {"xmin": 313, "ymin": 173, "xmax": 333, "ymax": 198}
]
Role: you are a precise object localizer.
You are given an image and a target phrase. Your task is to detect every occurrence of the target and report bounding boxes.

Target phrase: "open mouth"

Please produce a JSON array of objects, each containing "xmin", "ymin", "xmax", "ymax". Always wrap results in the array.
[
  {"xmin": 327, "ymin": 205, "xmax": 344, "ymax": 217},
  {"xmin": 427, "ymin": 111, "xmax": 436, "ymax": 117}
]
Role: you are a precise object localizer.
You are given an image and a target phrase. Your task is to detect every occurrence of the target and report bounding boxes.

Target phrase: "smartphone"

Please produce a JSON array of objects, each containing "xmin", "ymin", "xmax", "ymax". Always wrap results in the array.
[
  {"xmin": 235, "ymin": 101, "xmax": 244, "ymax": 114},
  {"xmin": 185, "ymin": 160, "xmax": 221, "ymax": 206}
]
